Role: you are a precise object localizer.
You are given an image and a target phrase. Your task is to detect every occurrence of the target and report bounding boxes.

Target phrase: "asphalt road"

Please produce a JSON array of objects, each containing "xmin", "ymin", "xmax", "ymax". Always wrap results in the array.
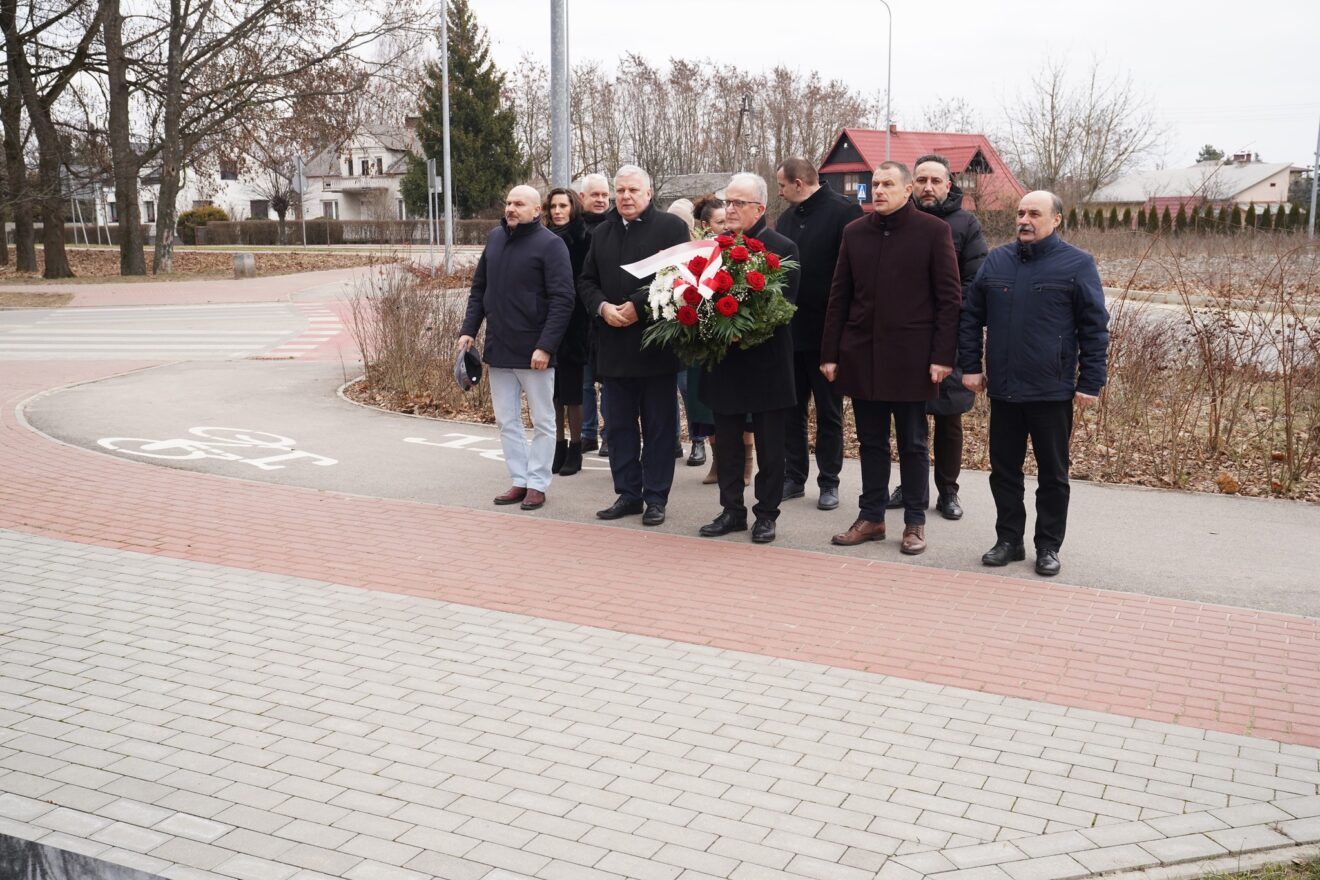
[{"xmin": 25, "ymin": 357, "xmax": 1320, "ymax": 619}]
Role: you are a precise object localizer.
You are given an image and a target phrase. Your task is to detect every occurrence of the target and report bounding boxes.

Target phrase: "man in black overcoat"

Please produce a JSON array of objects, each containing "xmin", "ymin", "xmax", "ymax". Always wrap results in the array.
[
  {"xmin": 697, "ymin": 173, "xmax": 800, "ymax": 545},
  {"xmin": 578, "ymin": 165, "xmax": 689, "ymax": 526}
]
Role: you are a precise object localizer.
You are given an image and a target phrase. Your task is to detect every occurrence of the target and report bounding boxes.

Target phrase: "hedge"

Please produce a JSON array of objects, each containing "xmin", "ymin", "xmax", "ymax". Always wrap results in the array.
[{"xmin": 197, "ymin": 218, "xmax": 495, "ymax": 246}]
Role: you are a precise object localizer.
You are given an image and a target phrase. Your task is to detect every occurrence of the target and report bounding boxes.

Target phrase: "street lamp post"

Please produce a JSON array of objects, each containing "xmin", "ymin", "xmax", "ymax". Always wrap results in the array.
[{"xmin": 878, "ymin": 0, "xmax": 892, "ymax": 160}]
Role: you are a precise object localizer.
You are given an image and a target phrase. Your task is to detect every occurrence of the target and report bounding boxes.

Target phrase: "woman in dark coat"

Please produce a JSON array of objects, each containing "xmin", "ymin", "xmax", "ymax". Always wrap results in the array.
[{"xmin": 544, "ymin": 187, "xmax": 592, "ymax": 476}]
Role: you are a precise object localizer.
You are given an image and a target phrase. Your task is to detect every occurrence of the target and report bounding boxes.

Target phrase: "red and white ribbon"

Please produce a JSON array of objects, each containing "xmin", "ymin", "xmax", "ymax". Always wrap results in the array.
[{"xmin": 622, "ymin": 239, "xmax": 723, "ymax": 291}]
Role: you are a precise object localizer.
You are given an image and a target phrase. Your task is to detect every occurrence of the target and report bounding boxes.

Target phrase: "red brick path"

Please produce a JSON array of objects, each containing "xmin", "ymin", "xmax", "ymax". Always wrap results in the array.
[{"xmin": 5, "ymin": 361, "xmax": 1319, "ymax": 746}]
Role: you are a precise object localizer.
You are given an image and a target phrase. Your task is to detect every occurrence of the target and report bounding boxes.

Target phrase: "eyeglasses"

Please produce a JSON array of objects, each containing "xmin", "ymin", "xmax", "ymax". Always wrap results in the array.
[{"xmin": 724, "ymin": 199, "xmax": 762, "ymax": 210}]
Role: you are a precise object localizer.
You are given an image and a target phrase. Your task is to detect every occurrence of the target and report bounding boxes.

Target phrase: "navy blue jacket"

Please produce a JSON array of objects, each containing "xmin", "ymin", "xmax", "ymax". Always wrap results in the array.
[
  {"xmin": 462, "ymin": 218, "xmax": 576, "ymax": 369},
  {"xmin": 959, "ymin": 232, "xmax": 1110, "ymax": 402}
]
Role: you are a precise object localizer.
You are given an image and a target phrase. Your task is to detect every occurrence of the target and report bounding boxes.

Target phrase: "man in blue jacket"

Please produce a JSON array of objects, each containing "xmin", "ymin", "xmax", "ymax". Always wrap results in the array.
[
  {"xmin": 959, "ymin": 190, "xmax": 1109, "ymax": 577},
  {"xmin": 460, "ymin": 185, "xmax": 576, "ymax": 511}
]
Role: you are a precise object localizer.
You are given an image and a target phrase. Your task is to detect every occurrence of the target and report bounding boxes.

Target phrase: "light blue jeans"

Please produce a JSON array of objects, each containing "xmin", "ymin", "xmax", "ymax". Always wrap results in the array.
[{"xmin": 488, "ymin": 366, "xmax": 557, "ymax": 492}]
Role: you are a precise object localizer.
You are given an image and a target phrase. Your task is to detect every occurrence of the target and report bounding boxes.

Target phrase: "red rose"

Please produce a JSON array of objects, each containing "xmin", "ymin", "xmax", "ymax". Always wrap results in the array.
[
  {"xmin": 676, "ymin": 305, "xmax": 699, "ymax": 326},
  {"xmin": 687, "ymin": 254, "xmax": 708, "ymax": 275},
  {"xmin": 746, "ymin": 271, "xmax": 766, "ymax": 291},
  {"xmin": 712, "ymin": 269, "xmax": 734, "ymax": 293},
  {"xmin": 715, "ymin": 234, "xmax": 734, "ymax": 248},
  {"xmin": 715, "ymin": 295, "xmax": 739, "ymax": 317},
  {"xmin": 745, "ymin": 237, "xmax": 765, "ymax": 253},
  {"xmin": 729, "ymin": 245, "xmax": 750, "ymax": 263},
  {"xmin": 682, "ymin": 286, "xmax": 702, "ymax": 306},
  {"xmin": 765, "ymin": 252, "xmax": 781, "ymax": 270}
]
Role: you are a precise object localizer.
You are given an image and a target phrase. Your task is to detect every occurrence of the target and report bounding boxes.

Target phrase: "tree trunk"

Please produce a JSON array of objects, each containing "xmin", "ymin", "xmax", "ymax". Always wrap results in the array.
[
  {"xmin": 151, "ymin": 0, "xmax": 184, "ymax": 274},
  {"xmin": 2, "ymin": 21, "xmax": 33, "ymax": 271},
  {"xmin": 33, "ymin": 131, "xmax": 72, "ymax": 278},
  {"xmin": 103, "ymin": 0, "xmax": 145, "ymax": 275}
]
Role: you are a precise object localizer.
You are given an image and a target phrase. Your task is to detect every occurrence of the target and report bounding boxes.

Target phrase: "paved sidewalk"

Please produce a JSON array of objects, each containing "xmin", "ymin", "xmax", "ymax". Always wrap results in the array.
[
  {"xmin": 3, "ymin": 528, "xmax": 1320, "ymax": 880},
  {"xmin": 1, "ymin": 266, "xmax": 378, "ymax": 308}
]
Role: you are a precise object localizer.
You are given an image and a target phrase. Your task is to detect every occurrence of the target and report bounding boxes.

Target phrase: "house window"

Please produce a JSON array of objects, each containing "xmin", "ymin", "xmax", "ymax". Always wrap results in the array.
[
  {"xmin": 397, "ymin": 198, "xmax": 407, "ymax": 220},
  {"xmin": 250, "ymin": 200, "xmax": 269, "ymax": 219},
  {"xmin": 321, "ymin": 200, "xmax": 339, "ymax": 220},
  {"xmin": 360, "ymin": 158, "xmax": 370, "ymax": 176},
  {"xmin": 375, "ymin": 157, "xmax": 383, "ymax": 174},
  {"xmin": 143, "ymin": 200, "xmax": 156, "ymax": 223},
  {"xmin": 219, "ymin": 159, "xmax": 238, "ymax": 181},
  {"xmin": 344, "ymin": 158, "xmax": 352, "ymax": 176},
  {"xmin": 108, "ymin": 201, "xmax": 119, "ymax": 223},
  {"xmin": 840, "ymin": 173, "xmax": 865, "ymax": 196}
]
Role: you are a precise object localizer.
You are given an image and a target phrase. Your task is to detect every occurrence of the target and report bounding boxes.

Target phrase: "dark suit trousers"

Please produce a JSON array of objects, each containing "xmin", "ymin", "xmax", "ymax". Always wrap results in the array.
[
  {"xmin": 988, "ymin": 399, "xmax": 1072, "ymax": 552},
  {"xmin": 932, "ymin": 413, "xmax": 963, "ymax": 494},
  {"xmin": 714, "ymin": 408, "xmax": 788, "ymax": 521},
  {"xmin": 854, "ymin": 400, "xmax": 928, "ymax": 525},
  {"xmin": 601, "ymin": 374, "xmax": 678, "ymax": 506},
  {"xmin": 785, "ymin": 350, "xmax": 843, "ymax": 489}
]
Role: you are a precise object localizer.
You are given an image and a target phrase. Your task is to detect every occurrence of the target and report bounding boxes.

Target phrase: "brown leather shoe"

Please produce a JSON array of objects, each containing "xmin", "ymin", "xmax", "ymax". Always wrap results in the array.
[
  {"xmin": 831, "ymin": 518, "xmax": 886, "ymax": 546},
  {"xmin": 520, "ymin": 489, "xmax": 546, "ymax": 510},
  {"xmin": 493, "ymin": 486, "xmax": 527, "ymax": 505},
  {"xmin": 900, "ymin": 524, "xmax": 927, "ymax": 555}
]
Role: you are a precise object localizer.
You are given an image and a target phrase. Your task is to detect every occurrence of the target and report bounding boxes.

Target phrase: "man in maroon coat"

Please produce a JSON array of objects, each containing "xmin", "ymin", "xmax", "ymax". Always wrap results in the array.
[{"xmin": 820, "ymin": 161, "xmax": 961, "ymax": 555}]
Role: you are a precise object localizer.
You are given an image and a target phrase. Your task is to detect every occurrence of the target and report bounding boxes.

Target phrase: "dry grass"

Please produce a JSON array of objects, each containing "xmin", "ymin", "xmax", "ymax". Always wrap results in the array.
[
  {"xmin": 0, "ymin": 246, "xmax": 386, "ymax": 284},
  {"xmin": 0, "ymin": 291, "xmax": 73, "ymax": 308},
  {"xmin": 1203, "ymin": 855, "xmax": 1320, "ymax": 880}
]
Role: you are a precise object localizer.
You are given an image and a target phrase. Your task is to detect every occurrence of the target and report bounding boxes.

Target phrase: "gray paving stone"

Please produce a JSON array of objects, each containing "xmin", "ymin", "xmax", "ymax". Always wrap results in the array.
[
  {"xmin": 1001, "ymin": 854, "xmax": 1091, "ymax": 880},
  {"xmin": 1072, "ymin": 843, "xmax": 1158, "ymax": 873},
  {"xmin": 1138, "ymin": 833, "xmax": 1230, "ymax": 864},
  {"xmin": 1205, "ymin": 823, "xmax": 1294, "ymax": 852}
]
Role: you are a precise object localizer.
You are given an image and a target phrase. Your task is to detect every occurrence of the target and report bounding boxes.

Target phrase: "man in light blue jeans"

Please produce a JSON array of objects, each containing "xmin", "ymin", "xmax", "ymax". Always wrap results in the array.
[{"xmin": 460, "ymin": 185, "xmax": 576, "ymax": 511}]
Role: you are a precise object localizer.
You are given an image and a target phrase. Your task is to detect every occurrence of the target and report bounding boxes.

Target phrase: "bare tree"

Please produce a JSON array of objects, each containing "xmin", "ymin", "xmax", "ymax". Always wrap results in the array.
[
  {"xmin": 507, "ymin": 52, "xmax": 549, "ymax": 186},
  {"xmin": 919, "ymin": 96, "xmax": 981, "ymax": 134},
  {"xmin": 2, "ymin": 53, "xmax": 36, "ymax": 270},
  {"xmin": 1003, "ymin": 56, "xmax": 1161, "ymax": 206}
]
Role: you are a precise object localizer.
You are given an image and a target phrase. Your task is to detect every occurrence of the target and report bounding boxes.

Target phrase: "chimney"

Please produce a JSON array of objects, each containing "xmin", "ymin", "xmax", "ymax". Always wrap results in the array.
[{"xmin": 889, "ymin": 121, "xmax": 898, "ymax": 135}]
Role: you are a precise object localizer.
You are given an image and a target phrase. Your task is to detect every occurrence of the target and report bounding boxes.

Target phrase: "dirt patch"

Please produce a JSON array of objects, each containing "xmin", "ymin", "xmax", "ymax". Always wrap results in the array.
[
  {"xmin": 0, "ymin": 247, "xmax": 389, "ymax": 284},
  {"xmin": 0, "ymin": 291, "xmax": 73, "ymax": 308}
]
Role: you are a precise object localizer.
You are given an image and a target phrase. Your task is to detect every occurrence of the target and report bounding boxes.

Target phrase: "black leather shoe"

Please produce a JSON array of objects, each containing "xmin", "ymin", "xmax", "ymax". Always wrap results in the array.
[
  {"xmin": 886, "ymin": 486, "xmax": 904, "ymax": 509},
  {"xmin": 751, "ymin": 518, "xmax": 776, "ymax": 543},
  {"xmin": 699, "ymin": 511, "xmax": 748, "ymax": 537},
  {"xmin": 981, "ymin": 541, "xmax": 1026, "ymax": 566},
  {"xmin": 581, "ymin": 437, "xmax": 599, "ymax": 453},
  {"xmin": 782, "ymin": 480, "xmax": 805, "ymax": 500},
  {"xmin": 936, "ymin": 491, "xmax": 963, "ymax": 520},
  {"xmin": 817, "ymin": 487, "xmax": 840, "ymax": 510},
  {"xmin": 642, "ymin": 503, "xmax": 666, "ymax": 526},
  {"xmin": 1035, "ymin": 550, "xmax": 1061, "ymax": 577},
  {"xmin": 687, "ymin": 439, "xmax": 706, "ymax": 467},
  {"xmin": 596, "ymin": 497, "xmax": 643, "ymax": 520}
]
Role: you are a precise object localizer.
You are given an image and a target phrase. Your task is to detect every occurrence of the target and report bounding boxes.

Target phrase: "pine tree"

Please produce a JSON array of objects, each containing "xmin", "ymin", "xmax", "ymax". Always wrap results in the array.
[
  {"xmin": 1258, "ymin": 205, "xmax": 1272, "ymax": 231},
  {"xmin": 1121, "ymin": 207, "xmax": 1132, "ymax": 229},
  {"xmin": 1288, "ymin": 203, "xmax": 1302, "ymax": 230},
  {"xmin": 1137, "ymin": 207, "xmax": 1147, "ymax": 229},
  {"xmin": 1174, "ymin": 204, "xmax": 1187, "ymax": 233},
  {"xmin": 1275, "ymin": 204, "xmax": 1289, "ymax": 231},
  {"xmin": 1147, "ymin": 205, "xmax": 1160, "ymax": 232},
  {"xmin": 1245, "ymin": 203, "xmax": 1257, "ymax": 230},
  {"xmin": 1094, "ymin": 209, "xmax": 1105, "ymax": 231},
  {"xmin": 1067, "ymin": 207, "xmax": 1078, "ymax": 230},
  {"xmin": 1108, "ymin": 207, "xmax": 1120, "ymax": 229},
  {"xmin": 1205, "ymin": 205, "xmax": 1217, "ymax": 231},
  {"xmin": 1229, "ymin": 205, "xmax": 1242, "ymax": 232},
  {"xmin": 1161, "ymin": 206, "xmax": 1173, "ymax": 232},
  {"xmin": 403, "ymin": 0, "xmax": 524, "ymax": 218}
]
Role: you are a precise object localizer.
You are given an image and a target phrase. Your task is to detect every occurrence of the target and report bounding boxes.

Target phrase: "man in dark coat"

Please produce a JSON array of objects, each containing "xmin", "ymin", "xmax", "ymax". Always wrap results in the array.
[
  {"xmin": 960, "ymin": 190, "xmax": 1109, "ymax": 577},
  {"xmin": 459, "ymin": 185, "xmax": 575, "ymax": 512},
  {"xmin": 697, "ymin": 172, "xmax": 801, "ymax": 545},
  {"xmin": 889, "ymin": 154, "xmax": 988, "ymax": 521},
  {"xmin": 578, "ymin": 164, "xmax": 689, "ymax": 526},
  {"xmin": 820, "ymin": 161, "xmax": 961, "ymax": 555},
  {"xmin": 775, "ymin": 157, "xmax": 863, "ymax": 512},
  {"xmin": 575, "ymin": 173, "xmax": 612, "ymax": 454}
]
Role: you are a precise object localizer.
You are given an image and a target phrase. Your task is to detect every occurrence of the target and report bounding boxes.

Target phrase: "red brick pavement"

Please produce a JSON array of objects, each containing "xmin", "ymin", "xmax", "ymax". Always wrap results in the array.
[{"xmin": 5, "ymin": 361, "xmax": 1319, "ymax": 746}]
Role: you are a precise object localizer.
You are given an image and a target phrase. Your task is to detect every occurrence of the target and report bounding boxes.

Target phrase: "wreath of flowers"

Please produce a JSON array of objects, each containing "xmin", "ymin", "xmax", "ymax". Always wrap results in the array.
[{"xmin": 640, "ymin": 232, "xmax": 797, "ymax": 368}]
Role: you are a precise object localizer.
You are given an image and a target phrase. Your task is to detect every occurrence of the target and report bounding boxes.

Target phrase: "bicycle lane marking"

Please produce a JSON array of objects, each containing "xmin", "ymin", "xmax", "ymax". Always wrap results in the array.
[{"xmin": 97, "ymin": 426, "xmax": 338, "ymax": 470}]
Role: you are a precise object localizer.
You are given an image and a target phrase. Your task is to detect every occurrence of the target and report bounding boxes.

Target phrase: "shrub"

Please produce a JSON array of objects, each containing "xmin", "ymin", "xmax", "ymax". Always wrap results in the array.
[{"xmin": 176, "ymin": 205, "xmax": 230, "ymax": 244}]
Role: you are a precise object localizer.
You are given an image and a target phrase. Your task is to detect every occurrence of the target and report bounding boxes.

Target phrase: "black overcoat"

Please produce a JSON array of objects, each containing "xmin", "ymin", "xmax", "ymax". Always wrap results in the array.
[
  {"xmin": 820, "ymin": 201, "xmax": 961, "ymax": 402},
  {"xmin": 547, "ymin": 216, "xmax": 592, "ymax": 366},
  {"xmin": 774, "ymin": 182, "xmax": 863, "ymax": 352},
  {"xmin": 699, "ymin": 217, "xmax": 800, "ymax": 415},
  {"xmin": 578, "ymin": 203, "xmax": 688, "ymax": 378}
]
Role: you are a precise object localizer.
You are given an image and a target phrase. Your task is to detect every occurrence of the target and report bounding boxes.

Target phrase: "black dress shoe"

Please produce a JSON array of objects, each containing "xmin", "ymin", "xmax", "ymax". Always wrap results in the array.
[
  {"xmin": 981, "ymin": 541, "xmax": 1026, "ymax": 566},
  {"xmin": 581, "ymin": 437, "xmax": 599, "ymax": 453},
  {"xmin": 782, "ymin": 480, "xmax": 805, "ymax": 500},
  {"xmin": 674, "ymin": 438, "xmax": 684, "ymax": 459},
  {"xmin": 751, "ymin": 518, "xmax": 776, "ymax": 543},
  {"xmin": 936, "ymin": 491, "xmax": 963, "ymax": 520},
  {"xmin": 817, "ymin": 487, "xmax": 840, "ymax": 510},
  {"xmin": 596, "ymin": 497, "xmax": 643, "ymax": 520},
  {"xmin": 699, "ymin": 511, "xmax": 748, "ymax": 537},
  {"xmin": 886, "ymin": 486, "xmax": 904, "ymax": 509},
  {"xmin": 1035, "ymin": 549, "xmax": 1061, "ymax": 577},
  {"xmin": 642, "ymin": 503, "xmax": 666, "ymax": 526},
  {"xmin": 686, "ymin": 439, "xmax": 706, "ymax": 467}
]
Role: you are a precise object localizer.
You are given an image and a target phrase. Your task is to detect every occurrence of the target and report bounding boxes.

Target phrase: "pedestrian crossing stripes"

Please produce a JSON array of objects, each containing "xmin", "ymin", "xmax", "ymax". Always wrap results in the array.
[{"xmin": 258, "ymin": 304, "xmax": 347, "ymax": 359}]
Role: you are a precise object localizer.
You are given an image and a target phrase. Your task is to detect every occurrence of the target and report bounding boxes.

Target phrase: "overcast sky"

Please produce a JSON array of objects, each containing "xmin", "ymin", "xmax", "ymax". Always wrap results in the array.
[{"xmin": 470, "ymin": 0, "xmax": 1318, "ymax": 172}]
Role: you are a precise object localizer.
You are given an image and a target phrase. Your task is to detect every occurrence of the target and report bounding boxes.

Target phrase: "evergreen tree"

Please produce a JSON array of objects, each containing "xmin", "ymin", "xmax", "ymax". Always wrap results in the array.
[
  {"xmin": 1174, "ymin": 204, "xmax": 1187, "ymax": 233},
  {"xmin": 1137, "ymin": 207, "xmax": 1147, "ymax": 229},
  {"xmin": 1108, "ymin": 207, "xmax": 1120, "ymax": 229},
  {"xmin": 1229, "ymin": 204, "xmax": 1242, "ymax": 232},
  {"xmin": 1258, "ymin": 205, "xmax": 1272, "ymax": 231},
  {"xmin": 1094, "ymin": 208, "xmax": 1104, "ymax": 231},
  {"xmin": 1067, "ymin": 207, "xmax": 1078, "ymax": 230},
  {"xmin": 1245, "ymin": 203, "xmax": 1257, "ymax": 230},
  {"xmin": 1204, "ymin": 204, "xmax": 1217, "ymax": 231},
  {"xmin": 1287, "ymin": 203, "xmax": 1302, "ymax": 230},
  {"xmin": 1161, "ymin": 206, "xmax": 1173, "ymax": 232},
  {"xmin": 1196, "ymin": 144, "xmax": 1224, "ymax": 163},
  {"xmin": 403, "ymin": 0, "xmax": 524, "ymax": 218},
  {"xmin": 1121, "ymin": 207, "xmax": 1132, "ymax": 229},
  {"xmin": 1146, "ymin": 205, "xmax": 1160, "ymax": 232},
  {"xmin": 1275, "ymin": 204, "xmax": 1289, "ymax": 231}
]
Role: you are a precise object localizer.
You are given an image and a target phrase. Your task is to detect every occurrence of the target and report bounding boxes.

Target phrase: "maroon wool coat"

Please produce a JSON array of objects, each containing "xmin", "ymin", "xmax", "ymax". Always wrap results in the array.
[{"xmin": 820, "ymin": 201, "xmax": 961, "ymax": 402}]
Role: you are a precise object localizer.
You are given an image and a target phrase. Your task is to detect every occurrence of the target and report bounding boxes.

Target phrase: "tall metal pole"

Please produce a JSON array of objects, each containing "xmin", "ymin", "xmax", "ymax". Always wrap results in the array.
[
  {"xmin": 1309, "ymin": 115, "xmax": 1318, "ymax": 238},
  {"xmin": 440, "ymin": 0, "xmax": 455, "ymax": 273},
  {"xmin": 879, "ymin": 0, "xmax": 892, "ymax": 160},
  {"xmin": 550, "ymin": 0, "xmax": 570, "ymax": 187}
]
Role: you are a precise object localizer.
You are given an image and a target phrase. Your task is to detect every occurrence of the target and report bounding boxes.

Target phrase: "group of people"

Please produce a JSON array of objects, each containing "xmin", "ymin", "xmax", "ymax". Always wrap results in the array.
[{"xmin": 459, "ymin": 156, "xmax": 1109, "ymax": 577}]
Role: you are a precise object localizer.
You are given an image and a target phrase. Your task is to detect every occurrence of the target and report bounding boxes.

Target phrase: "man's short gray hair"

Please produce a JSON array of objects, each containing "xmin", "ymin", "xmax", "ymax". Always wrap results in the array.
[
  {"xmin": 725, "ymin": 172, "xmax": 768, "ymax": 205},
  {"xmin": 613, "ymin": 164, "xmax": 651, "ymax": 190},
  {"xmin": 1048, "ymin": 191, "xmax": 1065, "ymax": 218},
  {"xmin": 576, "ymin": 173, "xmax": 609, "ymax": 194}
]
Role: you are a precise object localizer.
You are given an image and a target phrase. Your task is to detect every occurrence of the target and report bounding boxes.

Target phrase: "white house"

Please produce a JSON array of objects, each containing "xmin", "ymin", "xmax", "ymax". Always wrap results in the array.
[{"xmin": 1089, "ymin": 153, "xmax": 1303, "ymax": 213}]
